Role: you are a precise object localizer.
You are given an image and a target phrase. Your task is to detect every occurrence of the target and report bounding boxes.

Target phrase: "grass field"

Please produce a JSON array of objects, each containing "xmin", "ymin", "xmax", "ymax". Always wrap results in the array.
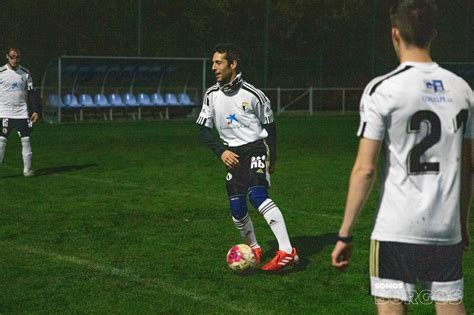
[{"xmin": 0, "ymin": 115, "xmax": 472, "ymax": 314}]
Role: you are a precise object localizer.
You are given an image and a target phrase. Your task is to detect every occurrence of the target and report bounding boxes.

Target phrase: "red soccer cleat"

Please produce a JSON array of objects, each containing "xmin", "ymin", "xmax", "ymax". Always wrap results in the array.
[
  {"xmin": 252, "ymin": 247, "xmax": 262, "ymax": 265},
  {"xmin": 261, "ymin": 248, "xmax": 298, "ymax": 271}
]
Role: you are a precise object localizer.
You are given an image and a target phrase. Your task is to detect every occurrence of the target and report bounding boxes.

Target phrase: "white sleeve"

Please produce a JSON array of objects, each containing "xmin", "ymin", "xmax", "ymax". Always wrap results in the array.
[
  {"xmin": 357, "ymin": 90, "xmax": 386, "ymax": 140},
  {"xmin": 252, "ymin": 89, "xmax": 273, "ymax": 124},
  {"xmin": 254, "ymin": 100, "xmax": 274, "ymax": 125},
  {"xmin": 195, "ymin": 94, "xmax": 214, "ymax": 128},
  {"xmin": 26, "ymin": 74, "xmax": 34, "ymax": 91}
]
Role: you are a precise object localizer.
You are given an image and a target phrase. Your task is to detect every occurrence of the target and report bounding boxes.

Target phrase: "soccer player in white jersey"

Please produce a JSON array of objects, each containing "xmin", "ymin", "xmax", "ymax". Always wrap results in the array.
[
  {"xmin": 331, "ymin": 1, "xmax": 472, "ymax": 314},
  {"xmin": 0, "ymin": 47, "xmax": 41, "ymax": 176},
  {"xmin": 196, "ymin": 43, "xmax": 298, "ymax": 271}
]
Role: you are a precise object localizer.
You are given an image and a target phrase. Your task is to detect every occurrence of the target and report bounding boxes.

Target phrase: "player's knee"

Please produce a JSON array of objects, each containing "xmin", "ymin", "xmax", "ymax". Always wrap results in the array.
[
  {"xmin": 229, "ymin": 195, "xmax": 248, "ymax": 220},
  {"xmin": 248, "ymin": 186, "xmax": 268, "ymax": 209}
]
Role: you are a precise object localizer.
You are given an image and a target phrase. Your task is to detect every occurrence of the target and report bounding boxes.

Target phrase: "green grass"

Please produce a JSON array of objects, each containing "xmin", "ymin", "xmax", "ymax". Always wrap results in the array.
[{"xmin": 0, "ymin": 115, "xmax": 472, "ymax": 314}]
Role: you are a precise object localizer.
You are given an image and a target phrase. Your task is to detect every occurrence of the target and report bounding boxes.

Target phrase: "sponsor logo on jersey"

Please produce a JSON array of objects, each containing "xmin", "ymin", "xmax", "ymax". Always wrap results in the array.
[
  {"xmin": 422, "ymin": 80, "xmax": 453, "ymax": 103},
  {"xmin": 242, "ymin": 101, "xmax": 249, "ymax": 111},
  {"xmin": 226, "ymin": 113, "xmax": 239, "ymax": 125},
  {"xmin": 9, "ymin": 81, "xmax": 22, "ymax": 91},
  {"xmin": 221, "ymin": 113, "xmax": 250, "ymax": 130},
  {"xmin": 425, "ymin": 80, "xmax": 444, "ymax": 92}
]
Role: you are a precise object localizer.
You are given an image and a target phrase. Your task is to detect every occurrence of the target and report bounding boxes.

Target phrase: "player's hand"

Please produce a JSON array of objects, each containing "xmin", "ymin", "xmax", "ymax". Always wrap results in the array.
[
  {"xmin": 331, "ymin": 241, "xmax": 353, "ymax": 271},
  {"xmin": 221, "ymin": 150, "xmax": 240, "ymax": 169},
  {"xmin": 30, "ymin": 112, "xmax": 39, "ymax": 123}
]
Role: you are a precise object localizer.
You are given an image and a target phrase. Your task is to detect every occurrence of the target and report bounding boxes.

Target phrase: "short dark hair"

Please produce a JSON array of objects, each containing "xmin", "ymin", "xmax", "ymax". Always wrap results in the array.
[
  {"xmin": 390, "ymin": 0, "xmax": 437, "ymax": 48},
  {"xmin": 212, "ymin": 43, "xmax": 242, "ymax": 72},
  {"xmin": 6, "ymin": 47, "xmax": 21, "ymax": 55}
]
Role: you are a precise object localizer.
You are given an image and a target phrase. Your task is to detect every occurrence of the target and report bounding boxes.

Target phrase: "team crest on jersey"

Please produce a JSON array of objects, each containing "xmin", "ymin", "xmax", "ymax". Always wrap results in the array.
[{"xmin": 242, "ymin": 101, "xmax": 249, "ymax": 111}]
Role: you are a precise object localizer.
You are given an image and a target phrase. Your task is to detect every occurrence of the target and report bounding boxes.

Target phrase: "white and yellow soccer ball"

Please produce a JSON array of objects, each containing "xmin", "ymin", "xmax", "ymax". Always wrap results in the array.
[{"xmin": 226, "ymin": 244, "xmax": 257, "ymax": 272}]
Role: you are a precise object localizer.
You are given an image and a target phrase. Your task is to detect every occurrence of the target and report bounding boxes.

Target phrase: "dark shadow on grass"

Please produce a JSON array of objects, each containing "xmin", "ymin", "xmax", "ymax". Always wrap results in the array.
[
  {"xmin": 261, "ymin": 233, "xmax": 337, "ymax": 275},
  {"xmin": 0, "ymin": 163, "xmax": 99, "ymax": 178},
  {"xmin": 35, "ymin": 163, "xmax": 99, "ymax": 176}
]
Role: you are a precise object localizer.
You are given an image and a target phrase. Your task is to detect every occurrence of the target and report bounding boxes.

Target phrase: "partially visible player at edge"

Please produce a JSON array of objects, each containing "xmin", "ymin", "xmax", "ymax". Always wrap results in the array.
[
  {"xmin": 196, "ymin": 43, "xmax": 298, "ymax": 271},
  {"xmin": 331, "ymin": 1, "xmax": 473, "ymax": 314},
  {"xmin": 0, "ymin": 47, "xmax": 41, "ymax": 176}
]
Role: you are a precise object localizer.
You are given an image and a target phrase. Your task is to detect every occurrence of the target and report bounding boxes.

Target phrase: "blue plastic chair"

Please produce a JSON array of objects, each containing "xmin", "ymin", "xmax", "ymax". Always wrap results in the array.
[
  {"xmin": 48, "ymin": 94, "xmax": 62, "ymax": 107},
  {"xmin": 164, "ymin": 93, "xmax": 179, "ymax": 106},
  {"xmin": 137, "ymin": 93, "xmax": 152, "ymax": 106},
  {"xmin": 122, "ymin": 93, "xmax": 138, "ymax": 106},
  {"xmin": 79, "ymin": 94, "xmax": 95, "ymax": 107},
  {"xmin": 178, "ymin": 93, "xmax": 194, "ymax": 106},
  {"xmin": 150, "ymin": 93, "xmax": 166, "ymax": 106},
  {"xmin": 63, "ymin": 94, "xmax": 80, "ymax": 107},
  {"xmin": 107, "ymin": 94, "xmax": 124, "ymax": 107},
  {"xmin": 94, "ymin": 94, "xmax": 109, "ymax": 107}
]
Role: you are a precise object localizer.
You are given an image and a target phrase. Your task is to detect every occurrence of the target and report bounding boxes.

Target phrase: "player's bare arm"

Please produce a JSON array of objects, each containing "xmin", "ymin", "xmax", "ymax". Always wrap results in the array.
[{"xmin": 331, "ymin": 138, "xmax": 381, "ymax": 270}]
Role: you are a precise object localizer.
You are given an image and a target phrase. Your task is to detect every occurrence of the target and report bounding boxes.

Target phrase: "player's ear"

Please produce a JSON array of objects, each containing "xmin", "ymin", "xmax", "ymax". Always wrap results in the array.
[
  {"xmin": 230, "ymin": 60, "xmax": 238, "ymax": 70},
  {"xmin": 391, "ymin": 27, "xmax": 400, "ymax": 42}
]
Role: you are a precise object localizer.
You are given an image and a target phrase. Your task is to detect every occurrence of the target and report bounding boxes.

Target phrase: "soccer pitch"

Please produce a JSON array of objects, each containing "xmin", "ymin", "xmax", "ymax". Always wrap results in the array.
[{"xmin": 0, "ymin": 115, "xmax": 472, "ymax": 313}]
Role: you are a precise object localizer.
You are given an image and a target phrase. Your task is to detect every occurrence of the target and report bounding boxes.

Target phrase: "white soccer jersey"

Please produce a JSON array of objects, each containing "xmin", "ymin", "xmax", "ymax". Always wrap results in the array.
[
  {"xmin": 196, "ymin": 76, "xmax": 274, "ymax": 147},
  {"xmin": 0, "ymin": 64, "xmax": 33, "ymax": 119},
  {"xmin": 359, "ymin": 62, "xmax": 473, "ymax": 245}
]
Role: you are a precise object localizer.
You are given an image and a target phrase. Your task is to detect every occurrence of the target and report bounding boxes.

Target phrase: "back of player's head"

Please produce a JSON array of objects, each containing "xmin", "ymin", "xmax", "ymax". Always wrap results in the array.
[
  {"xmin": 213, "ymin": 43, "xmax": 242, "ymax": 72},
  {"xmin": 390, "ymin": 0, "xmax": 437, "ymax": 48}
]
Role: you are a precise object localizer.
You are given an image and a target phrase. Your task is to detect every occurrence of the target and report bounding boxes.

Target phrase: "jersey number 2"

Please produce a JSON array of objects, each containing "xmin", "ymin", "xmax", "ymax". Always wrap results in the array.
[{"xmin": 408, "ymin": 109, "xmax": 468, "ymax": 174}]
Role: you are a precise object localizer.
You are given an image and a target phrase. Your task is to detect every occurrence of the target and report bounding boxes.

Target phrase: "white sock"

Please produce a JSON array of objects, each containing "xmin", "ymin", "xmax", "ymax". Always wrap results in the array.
[
  {"xmin": 232, "ymin": 213, "xmax": 259, "ymax": 248},
  {"xmin": 21, "ymin": 137, "xmax": 32, "ymax": 173},
  {"xmin": 258, "ymin": 199, "xmax": 292, "ymax": 253},
  {"xmin": 0, "ymin": 136, "xmax": 7, "ymax": 164}
]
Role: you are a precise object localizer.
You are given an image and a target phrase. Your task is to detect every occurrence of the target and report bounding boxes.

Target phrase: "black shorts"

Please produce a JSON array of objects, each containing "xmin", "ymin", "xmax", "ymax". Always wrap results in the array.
[
  {"xmin": 225, "ymin": 139, "xmax": 270, "ymax": 197},
  {"xmin": 370, "ymin": 240, "xmax": 464, "ymax": 302},
  {"xmin": 1, "ymin": 118, "xmax": 33, "ymax": 138}
]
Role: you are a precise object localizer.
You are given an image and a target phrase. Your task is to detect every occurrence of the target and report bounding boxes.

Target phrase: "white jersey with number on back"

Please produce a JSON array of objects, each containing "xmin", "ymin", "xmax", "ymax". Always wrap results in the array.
[
  {"xmin": 0, "ymin": 64, "xmax": 33, "ymax": 119},
  {"xmin": 359, "ymin": 62, "xmax": 473, "ymax": 245},
  {"xmin": 196, "ymin": 77, "xmax": 274, "ymax": 147}
]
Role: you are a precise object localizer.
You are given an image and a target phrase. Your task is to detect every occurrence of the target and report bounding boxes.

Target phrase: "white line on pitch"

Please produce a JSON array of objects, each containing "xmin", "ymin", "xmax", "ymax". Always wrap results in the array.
[{"xmin": 1, "ymin": 241, "xmax": 263, "ymax": 313}]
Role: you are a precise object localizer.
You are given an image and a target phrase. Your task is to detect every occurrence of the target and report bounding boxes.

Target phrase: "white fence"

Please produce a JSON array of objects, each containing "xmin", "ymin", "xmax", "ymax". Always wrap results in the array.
[{"xmin": 262, "ymin": 87, "xmax": 364, "ymax": 115}]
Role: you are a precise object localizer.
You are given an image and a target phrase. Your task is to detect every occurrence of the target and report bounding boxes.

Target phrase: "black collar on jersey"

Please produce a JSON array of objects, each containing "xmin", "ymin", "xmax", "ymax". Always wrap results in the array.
[{"xmin": 219, "ymin": 72, "xmax": 242, "ymax": 96}]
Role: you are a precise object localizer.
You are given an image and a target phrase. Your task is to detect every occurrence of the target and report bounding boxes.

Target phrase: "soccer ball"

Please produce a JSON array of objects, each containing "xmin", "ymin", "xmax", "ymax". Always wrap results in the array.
[{"xmin": 226, "ymin": 244, "xmax": 257, "ymax": 272}]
